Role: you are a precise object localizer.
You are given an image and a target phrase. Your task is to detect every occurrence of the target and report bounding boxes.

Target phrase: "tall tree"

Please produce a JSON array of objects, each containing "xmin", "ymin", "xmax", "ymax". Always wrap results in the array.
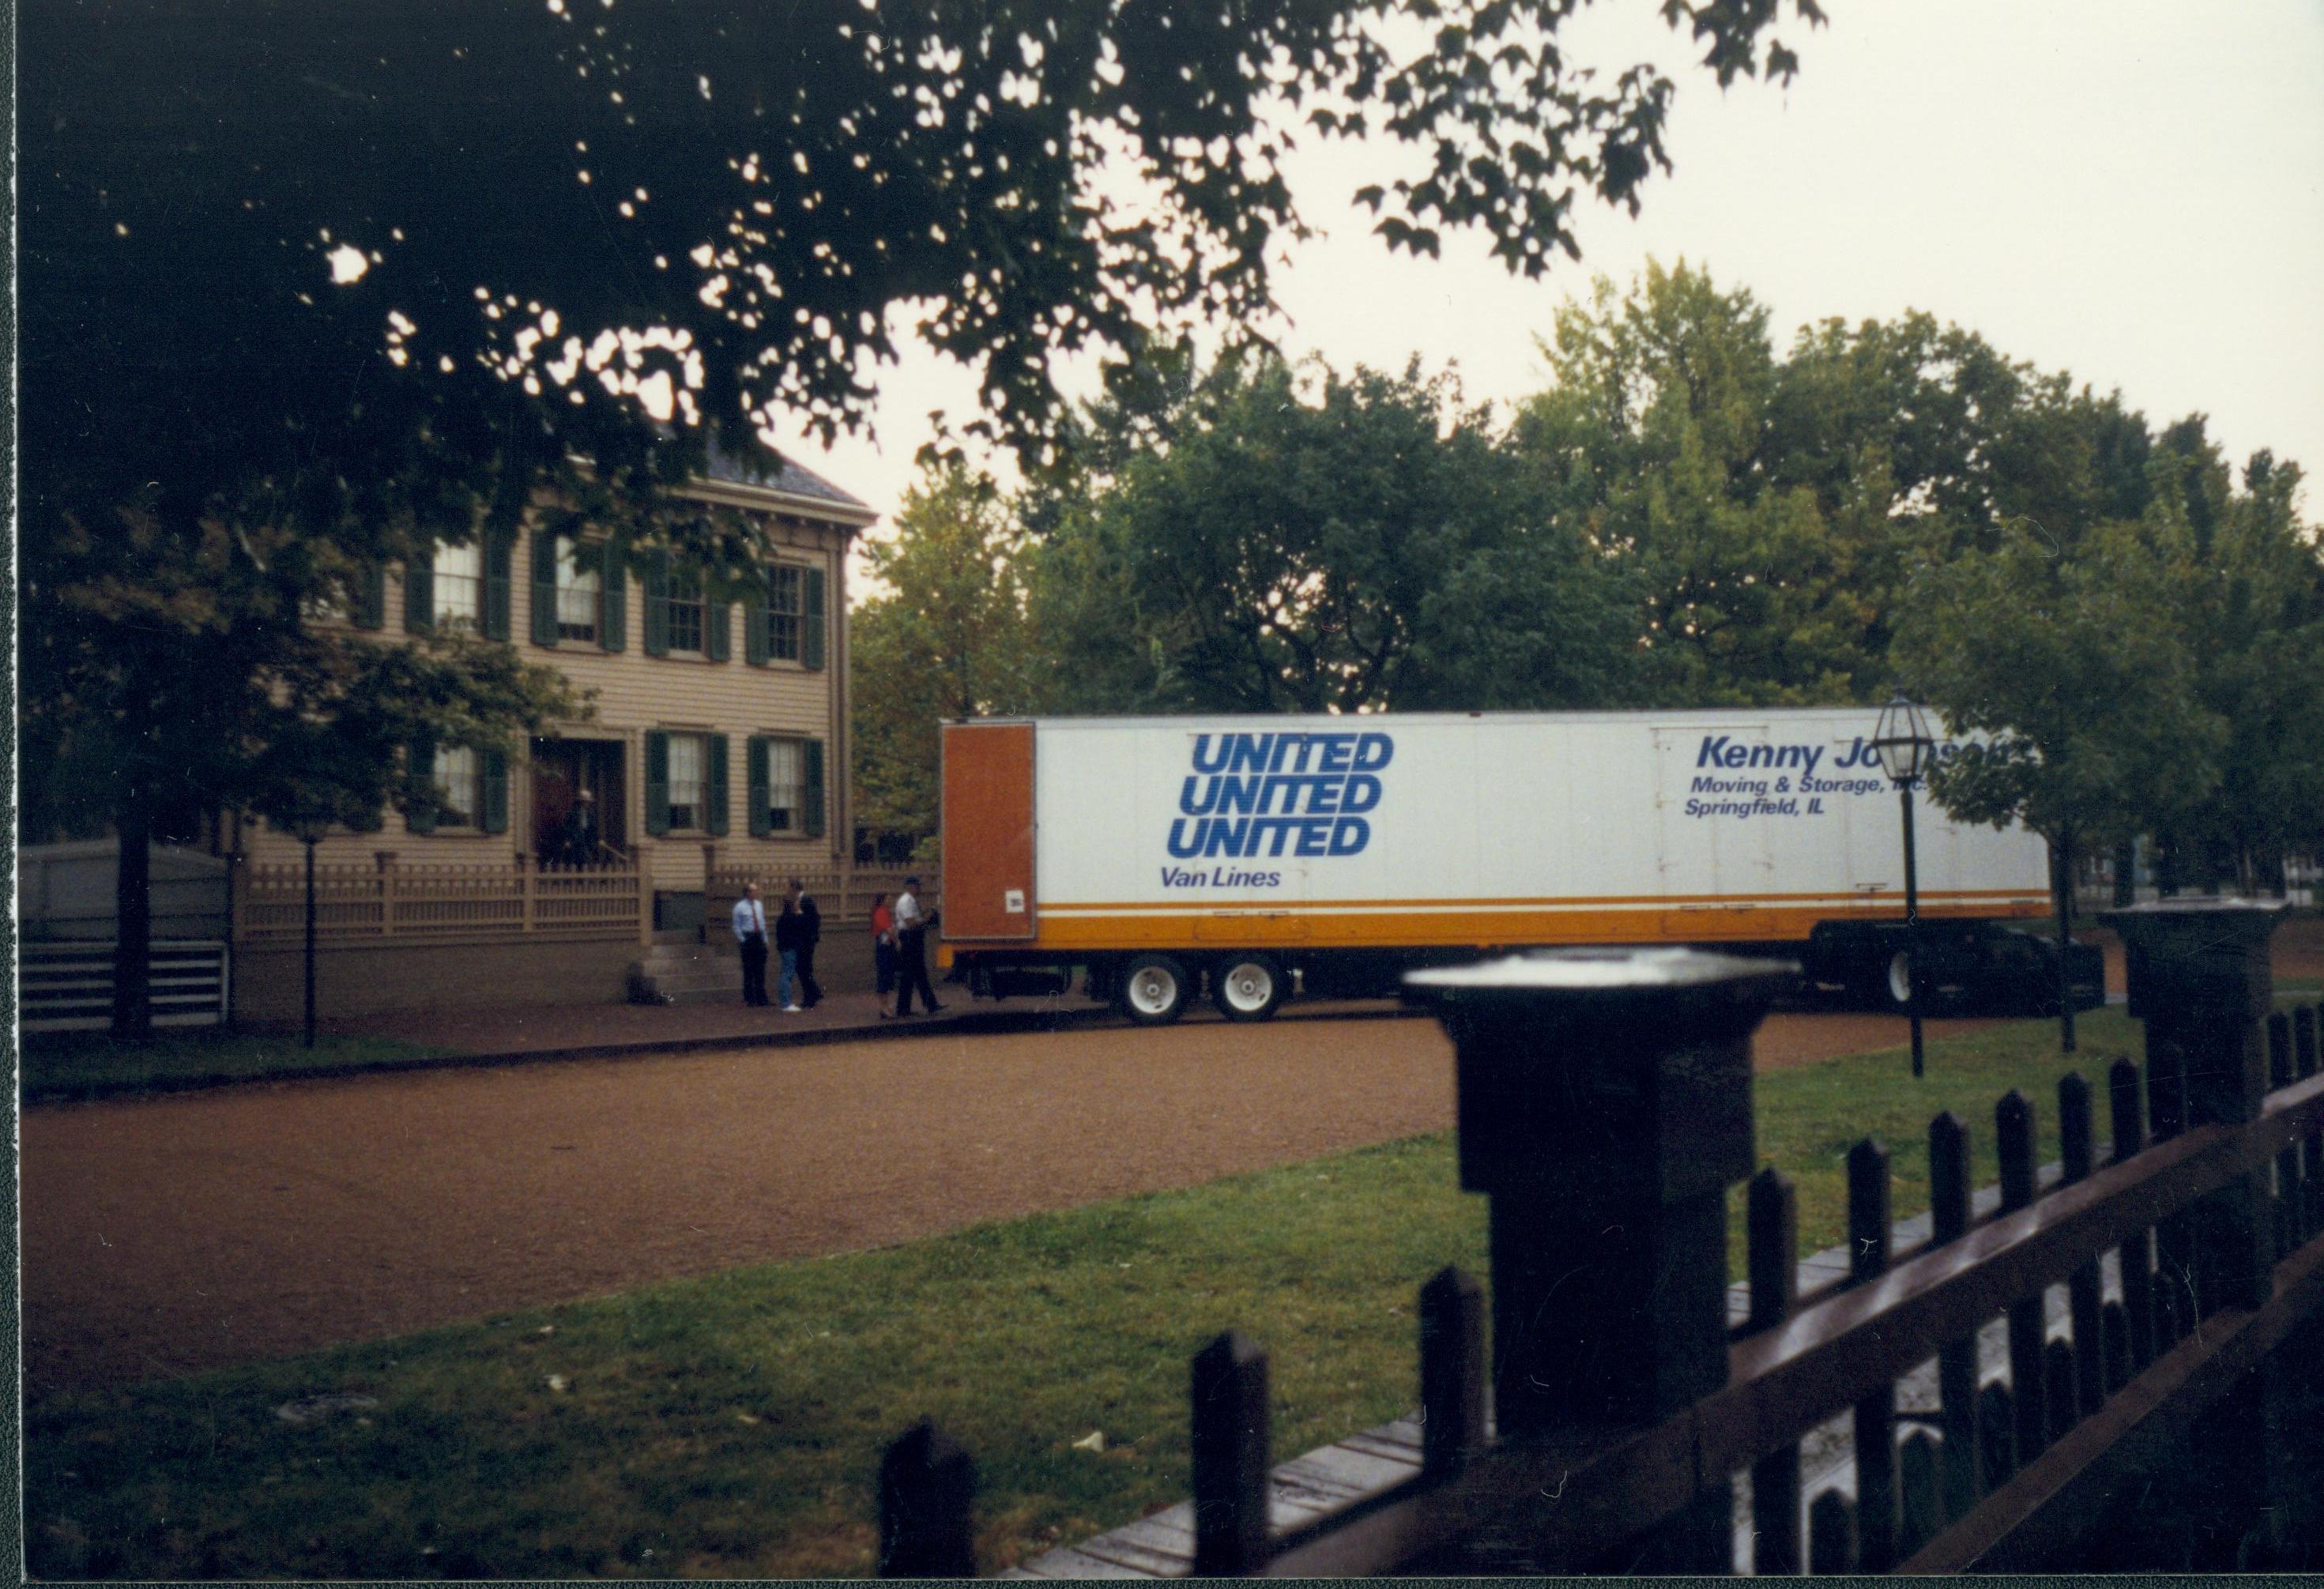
[
  {"xmin": 1030, "ymin": 353, "xmax": 1642, "ymax": 716},
  {"xmin": 24, "ymin": 0, "xmax": 1820, "ymax": 1030},
  {"xmin": 1893, "ymin": 521, "xmax": 2227, "ymax": 1048},
  {"xmin": 2144, "ymin": 429, "xmax": 2324, "ymax": 891},
  {"xmin": 849, "ymin": 465, "xmax": 1044, "ymax": 849}
]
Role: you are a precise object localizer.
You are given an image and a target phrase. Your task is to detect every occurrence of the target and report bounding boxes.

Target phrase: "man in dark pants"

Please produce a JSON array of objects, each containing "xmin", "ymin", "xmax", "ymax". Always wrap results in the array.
[
  {"xmin": 789, "ymin": 878, "xmax": 824, "ymax": 1009},
  {"xmin": 893, "ymin": 875, "xmax": 944, "ymax": 1016},
  {"xmin": 732, "ymin": 882, "xmax": 770, "ymax": 1007}
]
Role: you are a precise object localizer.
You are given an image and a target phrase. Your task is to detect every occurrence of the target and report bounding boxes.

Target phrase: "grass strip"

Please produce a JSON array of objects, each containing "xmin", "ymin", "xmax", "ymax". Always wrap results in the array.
[
  {"xmin": 25, "ymin": 1000, "xmax": 2302, "ymax": 1580},
  {"xmin": 21, "ymin": 1030, "xmax": 461, "ymax": 1101}
]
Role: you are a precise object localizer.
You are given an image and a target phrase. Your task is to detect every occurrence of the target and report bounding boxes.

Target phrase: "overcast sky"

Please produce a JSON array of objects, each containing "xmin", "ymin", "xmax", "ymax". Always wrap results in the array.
[{"xmin": 771, "ymin": 0, "xmax": 2324, "ymax": 540}]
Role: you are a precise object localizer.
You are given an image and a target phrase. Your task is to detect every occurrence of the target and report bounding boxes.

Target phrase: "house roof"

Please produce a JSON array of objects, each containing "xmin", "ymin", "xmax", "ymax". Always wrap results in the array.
[{"xmin": 702, "ymin": 435, "xmax": 872, "ymax": 513}]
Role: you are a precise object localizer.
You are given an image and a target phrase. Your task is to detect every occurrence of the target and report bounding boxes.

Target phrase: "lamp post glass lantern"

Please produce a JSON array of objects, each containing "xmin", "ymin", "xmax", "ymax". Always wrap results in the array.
[{"xmin": 1873, "ymin": 695, "xmax": 1936, "ymax": 1077}]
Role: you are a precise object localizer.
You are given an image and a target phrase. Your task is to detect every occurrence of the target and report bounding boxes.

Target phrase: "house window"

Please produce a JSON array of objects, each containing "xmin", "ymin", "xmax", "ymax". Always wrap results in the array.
[
  {"xmin": 663, "ymin": 568, "xmax": 705, "ymax": 654},
  {"xmin": 665, "ymin": 733, "xmax": 706, "ymax": 831},
  {"xmin": 763, "ymin": 736, "xmax": 804, "ymax": 831},
  {"xmin": 435, "ymin": 540, "xmax": 483, "ymax": 630},
  {"xmin": 765, "ymin": 566, "xmax": 803, "ymax": 662},
  {"xmin": 555, "ymin": 540, "xmax": 601, "ymax": 643},
  {"xmin": 434, "ymin": 744, "xmax": 478, "ymax": 827}
]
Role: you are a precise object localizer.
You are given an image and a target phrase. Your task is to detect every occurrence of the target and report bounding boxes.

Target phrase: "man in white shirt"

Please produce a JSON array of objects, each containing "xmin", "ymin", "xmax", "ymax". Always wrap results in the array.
[
  {"xmin": 733, "ymin": 883, "xmax": 771, "ymax": 1007},
  {"xmin": 892, "ymin": 876, "xmax": 944, "ymax": 1016}
]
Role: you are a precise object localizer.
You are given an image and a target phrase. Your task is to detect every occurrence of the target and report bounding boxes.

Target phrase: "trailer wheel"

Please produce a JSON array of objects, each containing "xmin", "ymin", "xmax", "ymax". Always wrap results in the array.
[
  {"xmin": 1885, "ymin": 949, "xmax": 1915, "ymax": 1012},
  {"xmin": 1211, "ymin": 955, "xmax": 1285, "ymax": 1022},
  {"xmin": 1120, "ymin": 955, "xmax": 1191, "ymax": 1025}
]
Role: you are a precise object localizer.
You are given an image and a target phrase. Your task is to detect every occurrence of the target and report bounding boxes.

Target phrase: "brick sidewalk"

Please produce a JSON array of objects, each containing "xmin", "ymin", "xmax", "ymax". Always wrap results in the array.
[{"xmin": 269, "ymin": 985, "xmax": 1118, "ymax": 1057}]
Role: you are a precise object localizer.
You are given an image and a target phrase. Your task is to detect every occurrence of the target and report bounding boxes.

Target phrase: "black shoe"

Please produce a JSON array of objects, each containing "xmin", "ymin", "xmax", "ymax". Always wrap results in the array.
[{"xmin": 928, "ymin": 1003, "xmax": 947, "ymax": 1014}]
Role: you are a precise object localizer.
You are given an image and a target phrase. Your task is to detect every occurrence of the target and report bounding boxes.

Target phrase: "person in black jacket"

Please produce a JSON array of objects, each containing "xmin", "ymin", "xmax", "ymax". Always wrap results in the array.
[
  {"xmin": 787, "ymin": 878, "xmax": 824, "ymax": 1009},
  {"xmin": 773, "ymin": 894, "xmax": 807, "ymax": 1012}
]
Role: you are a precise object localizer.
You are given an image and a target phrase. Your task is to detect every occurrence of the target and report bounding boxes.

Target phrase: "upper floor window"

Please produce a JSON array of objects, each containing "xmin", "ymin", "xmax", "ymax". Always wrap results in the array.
[
  {"xmin": 662, "ymin": 567, "xmax": 706, "ymax": 655},
  {"xmin": 555, "ymin": 540, "xmax": 601, "ymax": 644},
  {"xmin": 764, "ymin": 566, "xmax": 804, "ymax": 662},
  {"xmin": 435, "ymin": 540, "xmax": 483, "ymax": 631}
]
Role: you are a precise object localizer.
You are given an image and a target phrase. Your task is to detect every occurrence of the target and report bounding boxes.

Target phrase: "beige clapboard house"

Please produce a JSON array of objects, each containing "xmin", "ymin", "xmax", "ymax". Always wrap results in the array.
[{"xmin": 228, "ymin": 449, "xmax": 886, "ymax": 1018}]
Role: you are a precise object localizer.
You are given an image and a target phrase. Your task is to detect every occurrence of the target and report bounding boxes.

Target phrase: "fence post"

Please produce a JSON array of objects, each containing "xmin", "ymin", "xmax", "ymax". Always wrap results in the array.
[
  {"xmin": 1744, "ymin": 1168, "xmax": 1802, "ymax": 1574},
  {"xmin": 1418, "ymin": 1267, "xmax": 1486, "ymax": 1479},
  {"xmin": 518, "ymin": 852, "xmax": 536, "ymax": 934},
  {"xmin": 2101, "ymin": 898, "xmax": 2291, "ymax": 1563},
  {"xmin": 1191, "ymin": 1331, "xmax": 1270, "ymax": 1576},
  {"xmin": 1847, "ymin": 1137, "xmax": 1899, "ymax": 1572},
  {"xmin": 2058, "ymin": 1073, "xmax": 2106, "ymax": 1416},
  {"xmin": 375, "ymin": 851, "xmax": 398, "ymax": 937},
  {"xmin": 877, "ymin": 1420, "xmax": 976, "ymax": 1577},
  {"xmin": 1406, "ymin": 947, "xmax": 1783, "ymax": 1572},
  {"xmin": 1928, "ymin": 1110, "xmax": 1980, "ymax": 1521},
  {"xmin": 2101, "ymin": 899, "xmax": 2284, "ymax": 1313},
  {"xmin": 1997, "ymin": 1089, "xmax": 2046, "ymax": 1467}
]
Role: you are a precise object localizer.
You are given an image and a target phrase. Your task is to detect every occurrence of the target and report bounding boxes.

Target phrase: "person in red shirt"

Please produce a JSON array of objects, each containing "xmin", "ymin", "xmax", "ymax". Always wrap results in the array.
[{"xmin": 869, "ymin": 893, "xmax": 898, "ymax": 1015}]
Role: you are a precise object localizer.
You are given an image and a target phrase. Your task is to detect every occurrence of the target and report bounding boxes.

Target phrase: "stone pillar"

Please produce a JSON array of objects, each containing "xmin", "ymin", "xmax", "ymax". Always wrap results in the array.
[
  {"xmin": 2102, "ymin": 898, "xmax": 2284, "ymax": 1313},
  {"xmin": 2101, "ymin": 897, "xmax": 2295, "ymax": 1563},
  {"xmin": 1405, "ymin": 947, "xmax": 1785, "ymax": 1434}
]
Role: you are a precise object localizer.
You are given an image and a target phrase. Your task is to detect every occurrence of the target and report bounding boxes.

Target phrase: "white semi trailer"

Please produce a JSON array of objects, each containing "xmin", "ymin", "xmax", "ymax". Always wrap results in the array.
[{"xmin": 937, "ymin": 708, "xmax": 2104, "ymax": 1023}]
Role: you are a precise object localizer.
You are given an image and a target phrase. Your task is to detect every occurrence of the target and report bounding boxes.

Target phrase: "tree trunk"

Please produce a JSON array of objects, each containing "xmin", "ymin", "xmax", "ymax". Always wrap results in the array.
[
  {"xmin": 2112, "ymin": 838, "xmax": 2138, "ymax": 909},
  {"xmin": 2052, "ymin": 829, "xmax": 2076, "ymax": 1056},
  {"xmin": 112, "ymin": 796, "xmax": 154, "ymax": 1041}
]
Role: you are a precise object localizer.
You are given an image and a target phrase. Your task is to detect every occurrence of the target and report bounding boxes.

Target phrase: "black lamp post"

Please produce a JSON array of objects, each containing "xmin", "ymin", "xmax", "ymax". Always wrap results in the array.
[{"xmin": 1870, "ymin": 694, "xmax": 1937, "ymax": 1077}]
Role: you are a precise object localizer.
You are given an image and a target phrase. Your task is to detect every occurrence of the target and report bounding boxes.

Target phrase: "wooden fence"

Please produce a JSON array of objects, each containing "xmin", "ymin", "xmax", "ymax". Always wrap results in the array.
[
  {"xmin": 20, "ymin": 939, "xmax": 231, "ymax": 1034},
  {"xmin": 705, "ymin": 858, "xmax": 936, "ymax": 930},
  {"xmin": 232, "ymin": 855, "xmax": 649, "ymax": 946},
  {"xmin": 877, "ymin": 902, "xmax": 2324, "ymax": 1575}
]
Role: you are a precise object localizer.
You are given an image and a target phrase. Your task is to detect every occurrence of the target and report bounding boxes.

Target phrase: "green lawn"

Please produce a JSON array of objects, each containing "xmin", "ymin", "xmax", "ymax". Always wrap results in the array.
[
  {"xmin": 21, "ymin": 1029, "xmax": 459, "ymax": 1101},
  {"xmin": 26, "ymin": 1000, "xmax": 2316, "ymax": 1580}
]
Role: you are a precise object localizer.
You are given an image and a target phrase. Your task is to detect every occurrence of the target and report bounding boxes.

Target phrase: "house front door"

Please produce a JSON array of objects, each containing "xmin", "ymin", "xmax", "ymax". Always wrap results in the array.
[{"xmin": 532, "ymin": 739, "xmax": 627, "ymax": 864}]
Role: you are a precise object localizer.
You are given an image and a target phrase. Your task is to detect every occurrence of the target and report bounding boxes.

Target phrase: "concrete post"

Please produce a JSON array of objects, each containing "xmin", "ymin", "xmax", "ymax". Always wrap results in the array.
[
  {"xmin": 2101, "ymin": 898, "xmax": 2284, "ymax": 1313},
  {"xmin": 1405, "ymin": 947, "xmax": 1786, "ymax": 1433}
]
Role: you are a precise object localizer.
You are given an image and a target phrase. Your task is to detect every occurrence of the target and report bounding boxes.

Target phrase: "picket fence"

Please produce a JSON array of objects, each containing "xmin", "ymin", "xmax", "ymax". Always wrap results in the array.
[{"xmin": 877, "ymin": 903, "xmax": 2324, "ymax": 1576}]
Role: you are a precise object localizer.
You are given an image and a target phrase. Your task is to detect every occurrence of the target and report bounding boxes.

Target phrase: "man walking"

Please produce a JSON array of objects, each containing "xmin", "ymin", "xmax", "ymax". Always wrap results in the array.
[
  {"xmin": 789, "ymin": 878, "xmax": 824, "ymax": 1009},
  {"xmin": 892, "ymin": 875, "xmax": 944, "ymax": 1016},
  {"xmin": 733, "ymin": 882, "xmax": 770, "ymax": 1007}
]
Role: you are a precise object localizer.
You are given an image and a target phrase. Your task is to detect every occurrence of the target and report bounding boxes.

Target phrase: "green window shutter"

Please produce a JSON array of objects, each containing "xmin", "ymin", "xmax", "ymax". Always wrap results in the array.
[
  {"xmin": 484, "ymin": 532, "xmax": 514, "ymax": 641},
  {"xmin": 599, "ymin": 542, "xmax": 627, "ymax": 652},
  {"xmin": 643, "ymin": 731, "xmax": 671, "ymax": 836},
  {"xmin": 531, "ymin": 529, "xmax": 561, "ymax": 647},
  {"xmin": 352, "ymin": 563, "xmax": 386, "ymax": 630},
  {"xmin": 404, "ymin": 546, "xmax": 435, "ymax": 634},
  {"xmin": 642, "ymin": 553, "xmax": 670, "ymax": 656},
  {"xmin": 801, "ymin": 566, "xmax": 827, "ymax": 671},
  {"xmin": 747, "ymin": 736, "xmax": 771, "ymax": 837},
  {"xmin": 803, "ymin": 737, "xmax": 827, "ymax": 838},
  {"xmin": 744, "ymin": 578, "xmax": 770, "ymax": 666},
  {"xmin": 706, "ymin": 733, "xmax": 730, "ymax": 836},
  {"xmin": 406, "ymin": 735, "xmax": 438, "ymax": 834},
  {"xmin": 479, "ymin": 747, "xmax": 510, "ymax": 834},
  {"xmin": 706, "ymin": 597, "xmax": 733, "ymax": 662}
]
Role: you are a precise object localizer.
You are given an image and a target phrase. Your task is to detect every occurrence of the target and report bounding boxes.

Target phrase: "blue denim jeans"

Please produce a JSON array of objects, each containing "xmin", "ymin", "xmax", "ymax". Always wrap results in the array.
[{"xmin": 777, "ymin": 949, "xmax": 800, "ymax": 1007}]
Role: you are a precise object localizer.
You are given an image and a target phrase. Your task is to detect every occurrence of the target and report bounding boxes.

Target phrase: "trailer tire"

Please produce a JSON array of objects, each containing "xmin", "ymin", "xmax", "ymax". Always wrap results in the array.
[
  {"xmin": 1884, "ymin": 949, "xmax": 1915, "ymax": 1012},
  {"xmin": 1211, "ymin": 955, "xmax": 1286, "ymax": 1022},
  {"xmin": 1120, "ymin": 955, "xmax": 1192, "ymax": 1026}
]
